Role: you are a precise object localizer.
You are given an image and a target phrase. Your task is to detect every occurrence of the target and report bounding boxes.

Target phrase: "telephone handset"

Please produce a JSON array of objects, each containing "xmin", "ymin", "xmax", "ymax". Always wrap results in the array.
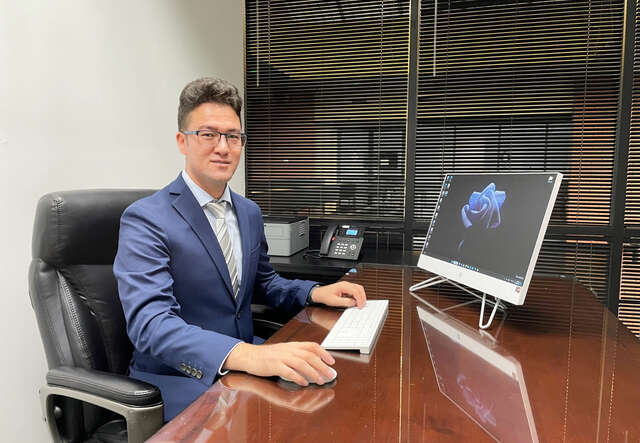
[{"xmin": 319, "ymin": 223, "xmax": 365, "ymax": 260}]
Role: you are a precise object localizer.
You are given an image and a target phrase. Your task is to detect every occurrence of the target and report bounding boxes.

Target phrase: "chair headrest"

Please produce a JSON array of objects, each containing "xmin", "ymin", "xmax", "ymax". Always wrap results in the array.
[{"xmin": 32, "ymin": 189, "xmax": 155, "ymax": 265}]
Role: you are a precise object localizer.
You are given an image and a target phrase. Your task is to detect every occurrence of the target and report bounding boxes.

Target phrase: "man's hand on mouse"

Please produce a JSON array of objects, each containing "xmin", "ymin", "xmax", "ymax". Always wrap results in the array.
[
  {"xmin": 223, "ymin": 341, "xmax": 335, "ymax": 386},
  {"xmin": 310, "ymin": 281, "xmax": 366, "ymax": 308},
  {"xmin": 223, "ymin": 282, "xmax": 364, "ymax": 386}
]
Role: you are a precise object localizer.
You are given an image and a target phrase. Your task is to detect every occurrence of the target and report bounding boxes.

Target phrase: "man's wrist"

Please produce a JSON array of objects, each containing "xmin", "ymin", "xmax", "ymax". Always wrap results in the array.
[
  {"xmin": 307, "ymin": 284, "xmax": 320, "ymax": 305},
  {"xmin": 222, "ymin": 342, "xmax": 253, "ymax": 372}
]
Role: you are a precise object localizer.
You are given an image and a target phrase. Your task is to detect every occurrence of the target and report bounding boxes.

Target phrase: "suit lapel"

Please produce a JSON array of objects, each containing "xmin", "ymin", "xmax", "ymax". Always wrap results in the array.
[
  {"xmin": 231, "ymin": 191, "xmax": 252, "ymax": 305},
  {"xmin": 169, "ymin": 176, "xmax": 235, "ymax": 302}
]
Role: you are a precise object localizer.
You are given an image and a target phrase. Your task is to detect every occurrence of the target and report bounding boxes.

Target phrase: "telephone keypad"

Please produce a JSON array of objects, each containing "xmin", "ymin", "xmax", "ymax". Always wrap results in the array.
[{"xmin": 329, "ymin": 237, "xmax": 363, "ymax": 259}]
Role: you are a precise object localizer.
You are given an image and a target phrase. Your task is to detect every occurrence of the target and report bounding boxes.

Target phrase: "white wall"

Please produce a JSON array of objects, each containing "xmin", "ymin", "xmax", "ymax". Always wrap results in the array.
[{"xmin": 0, "ymin": 1, "xmax": 245, "ymax": 440}]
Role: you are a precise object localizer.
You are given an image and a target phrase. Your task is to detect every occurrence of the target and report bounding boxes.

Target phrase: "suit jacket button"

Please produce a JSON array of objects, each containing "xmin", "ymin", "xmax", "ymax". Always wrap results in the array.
[
  {"xmin": 191, "ymin": 368, "xmax": 197, "ymax": 376},
  {"xmin": 196, "ymin": 370, "xmax": 203, "ymax": 379},
  {"xmin": 180, "ymin": 363, "xmax": 186, "ymax": 372}
]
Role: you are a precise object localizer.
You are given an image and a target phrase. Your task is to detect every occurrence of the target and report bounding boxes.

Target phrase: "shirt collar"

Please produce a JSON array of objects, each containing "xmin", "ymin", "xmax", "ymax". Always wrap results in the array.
[{"xmin": 181, "ymin": 170, "xmax": 233, "ymax": 208}]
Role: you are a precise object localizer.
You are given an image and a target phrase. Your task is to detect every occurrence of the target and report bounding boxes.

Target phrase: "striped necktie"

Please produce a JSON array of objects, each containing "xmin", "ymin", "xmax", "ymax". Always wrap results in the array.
[{"xmin": 205, "ymin": 201, "xmax": 240, "ymax": 298}]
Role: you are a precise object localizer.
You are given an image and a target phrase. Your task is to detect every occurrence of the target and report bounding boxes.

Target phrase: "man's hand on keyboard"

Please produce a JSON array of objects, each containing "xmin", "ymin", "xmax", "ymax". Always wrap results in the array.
[
  {"xmin": 223, "ymin": 341, "xmax": 336, "ymax": 386},
  {"xmin": 310, "ymin": 281, "xmax": 367, "ymax": 308}
]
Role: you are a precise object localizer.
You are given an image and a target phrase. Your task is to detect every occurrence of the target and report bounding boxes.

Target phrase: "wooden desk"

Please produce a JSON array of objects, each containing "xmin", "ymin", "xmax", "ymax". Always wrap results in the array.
[{"xmin": 149, "ymin": 265, "xmax": 640, "ymax": 442}]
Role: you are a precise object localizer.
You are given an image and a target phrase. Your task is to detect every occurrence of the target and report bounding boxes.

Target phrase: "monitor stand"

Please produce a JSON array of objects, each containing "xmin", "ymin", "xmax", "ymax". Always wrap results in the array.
[{"xmin": 409, "ymin": 276, "xmax": 507, "ymax": 330}]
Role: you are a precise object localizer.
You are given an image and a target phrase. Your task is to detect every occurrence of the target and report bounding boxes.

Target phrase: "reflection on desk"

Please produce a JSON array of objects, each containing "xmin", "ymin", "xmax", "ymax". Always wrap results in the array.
[
  {"xmin": 169, "ymin": 374, "xmax": 336, "ymax": 442},
  {"xmin": 149, "ymin": 265, "xmax": 640, "ymax": 442},
  {"xmin": 417, "ymin": 301, "xmax": 537, "ymax": 442}
]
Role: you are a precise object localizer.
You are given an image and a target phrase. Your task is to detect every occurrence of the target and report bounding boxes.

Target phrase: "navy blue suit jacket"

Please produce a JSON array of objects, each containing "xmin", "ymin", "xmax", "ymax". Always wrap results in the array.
[{"xmin": 113, "ymin": 174, "xmax": 316, "ymax": 420}]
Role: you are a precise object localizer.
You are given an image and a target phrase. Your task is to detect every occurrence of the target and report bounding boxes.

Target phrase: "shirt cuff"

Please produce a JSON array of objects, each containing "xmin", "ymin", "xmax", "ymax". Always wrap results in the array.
[
  {"xmin": 217, "ymin": 341, "xmax": 244, "ymax": 377},
  {"xmin": 307, "ymin": 284, "xmax": 320, "ymax": 305}
]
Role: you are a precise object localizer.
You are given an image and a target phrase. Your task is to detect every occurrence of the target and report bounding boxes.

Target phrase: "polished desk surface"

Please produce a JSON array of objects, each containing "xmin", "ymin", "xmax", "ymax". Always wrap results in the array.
[{"xmin": 149, "ymin": 265, "xmax": 640, "ymax": 442}]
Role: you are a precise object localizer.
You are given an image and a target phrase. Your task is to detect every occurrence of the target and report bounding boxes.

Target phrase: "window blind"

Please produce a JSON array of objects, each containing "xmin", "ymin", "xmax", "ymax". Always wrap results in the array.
[
  {"xmin": 619, "ymin": 6, "xmax": 640, "ymax": 337},
  {"xmin": 415, "ymin": 0, "xmax": 624, "ymax": 226},
  {"xmin": 413, "ymin": 0, "xmax": 624, "ymax": 319},
  {"xmin": 245, "ymin": 0, "xmax": 410, "ymax": 220},
  {"xmin": 624, "ymin": 2, "xmax": 640, "ymax": 225}
]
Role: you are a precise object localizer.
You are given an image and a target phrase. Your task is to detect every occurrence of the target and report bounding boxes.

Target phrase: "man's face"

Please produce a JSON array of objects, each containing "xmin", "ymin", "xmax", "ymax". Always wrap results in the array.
[{"xmin": 177, "ymin": 102, "xmax": 242, "ymax": 197}]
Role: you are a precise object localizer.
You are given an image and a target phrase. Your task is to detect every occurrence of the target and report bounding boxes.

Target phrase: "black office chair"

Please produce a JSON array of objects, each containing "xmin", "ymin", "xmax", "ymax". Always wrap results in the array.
[{"xmin": 29, "ymin": 189, "xmax": 287, "ymax": 443}]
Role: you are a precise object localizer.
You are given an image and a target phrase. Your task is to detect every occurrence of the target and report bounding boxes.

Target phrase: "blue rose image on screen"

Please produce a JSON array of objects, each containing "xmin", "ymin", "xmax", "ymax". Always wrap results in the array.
[{"xmin": 458, "ymin": 183, "xmax": 506, "ymax": 250}]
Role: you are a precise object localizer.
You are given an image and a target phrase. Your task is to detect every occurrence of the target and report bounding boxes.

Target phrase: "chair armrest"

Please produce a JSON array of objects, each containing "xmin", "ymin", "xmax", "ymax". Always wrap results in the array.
[
  {"xmin": 251, "ymin": 303, "xmax": 293, "ymax": 326},
  {"xmin": 47, "ymin": 366, "xmax": 161, "ymax": 407},
  {"xmin": 251, "ymin": 304, "xmax": 292, "ymax": 339},
  {"xmin": 42, "ymin": 367, "xmax": 163, "ymax": 442}
]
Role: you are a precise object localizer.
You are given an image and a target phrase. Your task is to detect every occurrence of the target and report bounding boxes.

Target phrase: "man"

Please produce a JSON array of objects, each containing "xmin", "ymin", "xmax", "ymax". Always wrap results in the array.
[{"xmin": 114, "ymin": 77, "xmax": 366, "ymax": 421}]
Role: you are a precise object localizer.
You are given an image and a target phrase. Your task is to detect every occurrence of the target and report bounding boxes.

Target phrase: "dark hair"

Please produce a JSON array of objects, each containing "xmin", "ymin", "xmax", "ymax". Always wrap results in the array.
[{"xmin": 177, "ymin": 77, "xmax": 243, "ymax": 130}]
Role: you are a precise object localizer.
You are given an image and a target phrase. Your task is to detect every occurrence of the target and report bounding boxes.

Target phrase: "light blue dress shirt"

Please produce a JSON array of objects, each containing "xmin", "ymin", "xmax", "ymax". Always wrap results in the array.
[{"xmin": 181, "ymin": 170, "xmax": 243, "ymax": 285}]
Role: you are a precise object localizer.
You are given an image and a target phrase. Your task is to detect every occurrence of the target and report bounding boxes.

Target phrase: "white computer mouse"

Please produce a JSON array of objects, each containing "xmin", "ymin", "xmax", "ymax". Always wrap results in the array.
[{"xmin": 279, "ymin": 366, "xmax": 337, "ymax": 385}]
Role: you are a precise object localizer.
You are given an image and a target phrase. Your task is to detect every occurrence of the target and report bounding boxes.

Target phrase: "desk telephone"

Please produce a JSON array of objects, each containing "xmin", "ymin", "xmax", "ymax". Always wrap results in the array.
[{"xmin": 319, "ymin": 223, "xmax": 365, "ymax": 260}]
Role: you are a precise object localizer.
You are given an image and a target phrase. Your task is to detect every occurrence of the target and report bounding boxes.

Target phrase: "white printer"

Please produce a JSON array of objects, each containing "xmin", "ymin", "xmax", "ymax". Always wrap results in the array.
[{"xmin": 263, "ymin": 216, "xmax": 309, "ymax": 256}]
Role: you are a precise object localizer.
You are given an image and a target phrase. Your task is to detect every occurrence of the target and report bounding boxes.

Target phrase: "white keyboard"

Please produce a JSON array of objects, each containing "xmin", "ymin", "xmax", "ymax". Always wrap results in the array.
[{"xmin": 321, "ymin": 300, "xmax": 389, "ymax": 354}]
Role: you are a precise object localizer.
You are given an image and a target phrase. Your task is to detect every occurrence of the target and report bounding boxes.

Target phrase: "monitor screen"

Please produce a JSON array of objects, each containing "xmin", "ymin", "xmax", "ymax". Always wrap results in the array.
[{"xmin": 417, "ymin": 172, "xmax": 562, "ymax": 305}]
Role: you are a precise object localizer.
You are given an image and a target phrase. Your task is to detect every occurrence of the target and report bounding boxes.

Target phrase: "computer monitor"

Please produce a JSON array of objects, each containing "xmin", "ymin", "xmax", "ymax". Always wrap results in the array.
[
  {"xmin": 416, "ymin": 302, "xmax": 538, "ymax": 442},
  {"xmin": 416, "ymin": 172, "xmax": 562, "ymax": 306}
]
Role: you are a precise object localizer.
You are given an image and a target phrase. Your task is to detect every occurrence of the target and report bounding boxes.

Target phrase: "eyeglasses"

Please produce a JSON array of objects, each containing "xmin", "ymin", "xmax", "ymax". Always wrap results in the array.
[{"xmin": 181, "ymin": 129, "xmax": 247, "ymax": 148}]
